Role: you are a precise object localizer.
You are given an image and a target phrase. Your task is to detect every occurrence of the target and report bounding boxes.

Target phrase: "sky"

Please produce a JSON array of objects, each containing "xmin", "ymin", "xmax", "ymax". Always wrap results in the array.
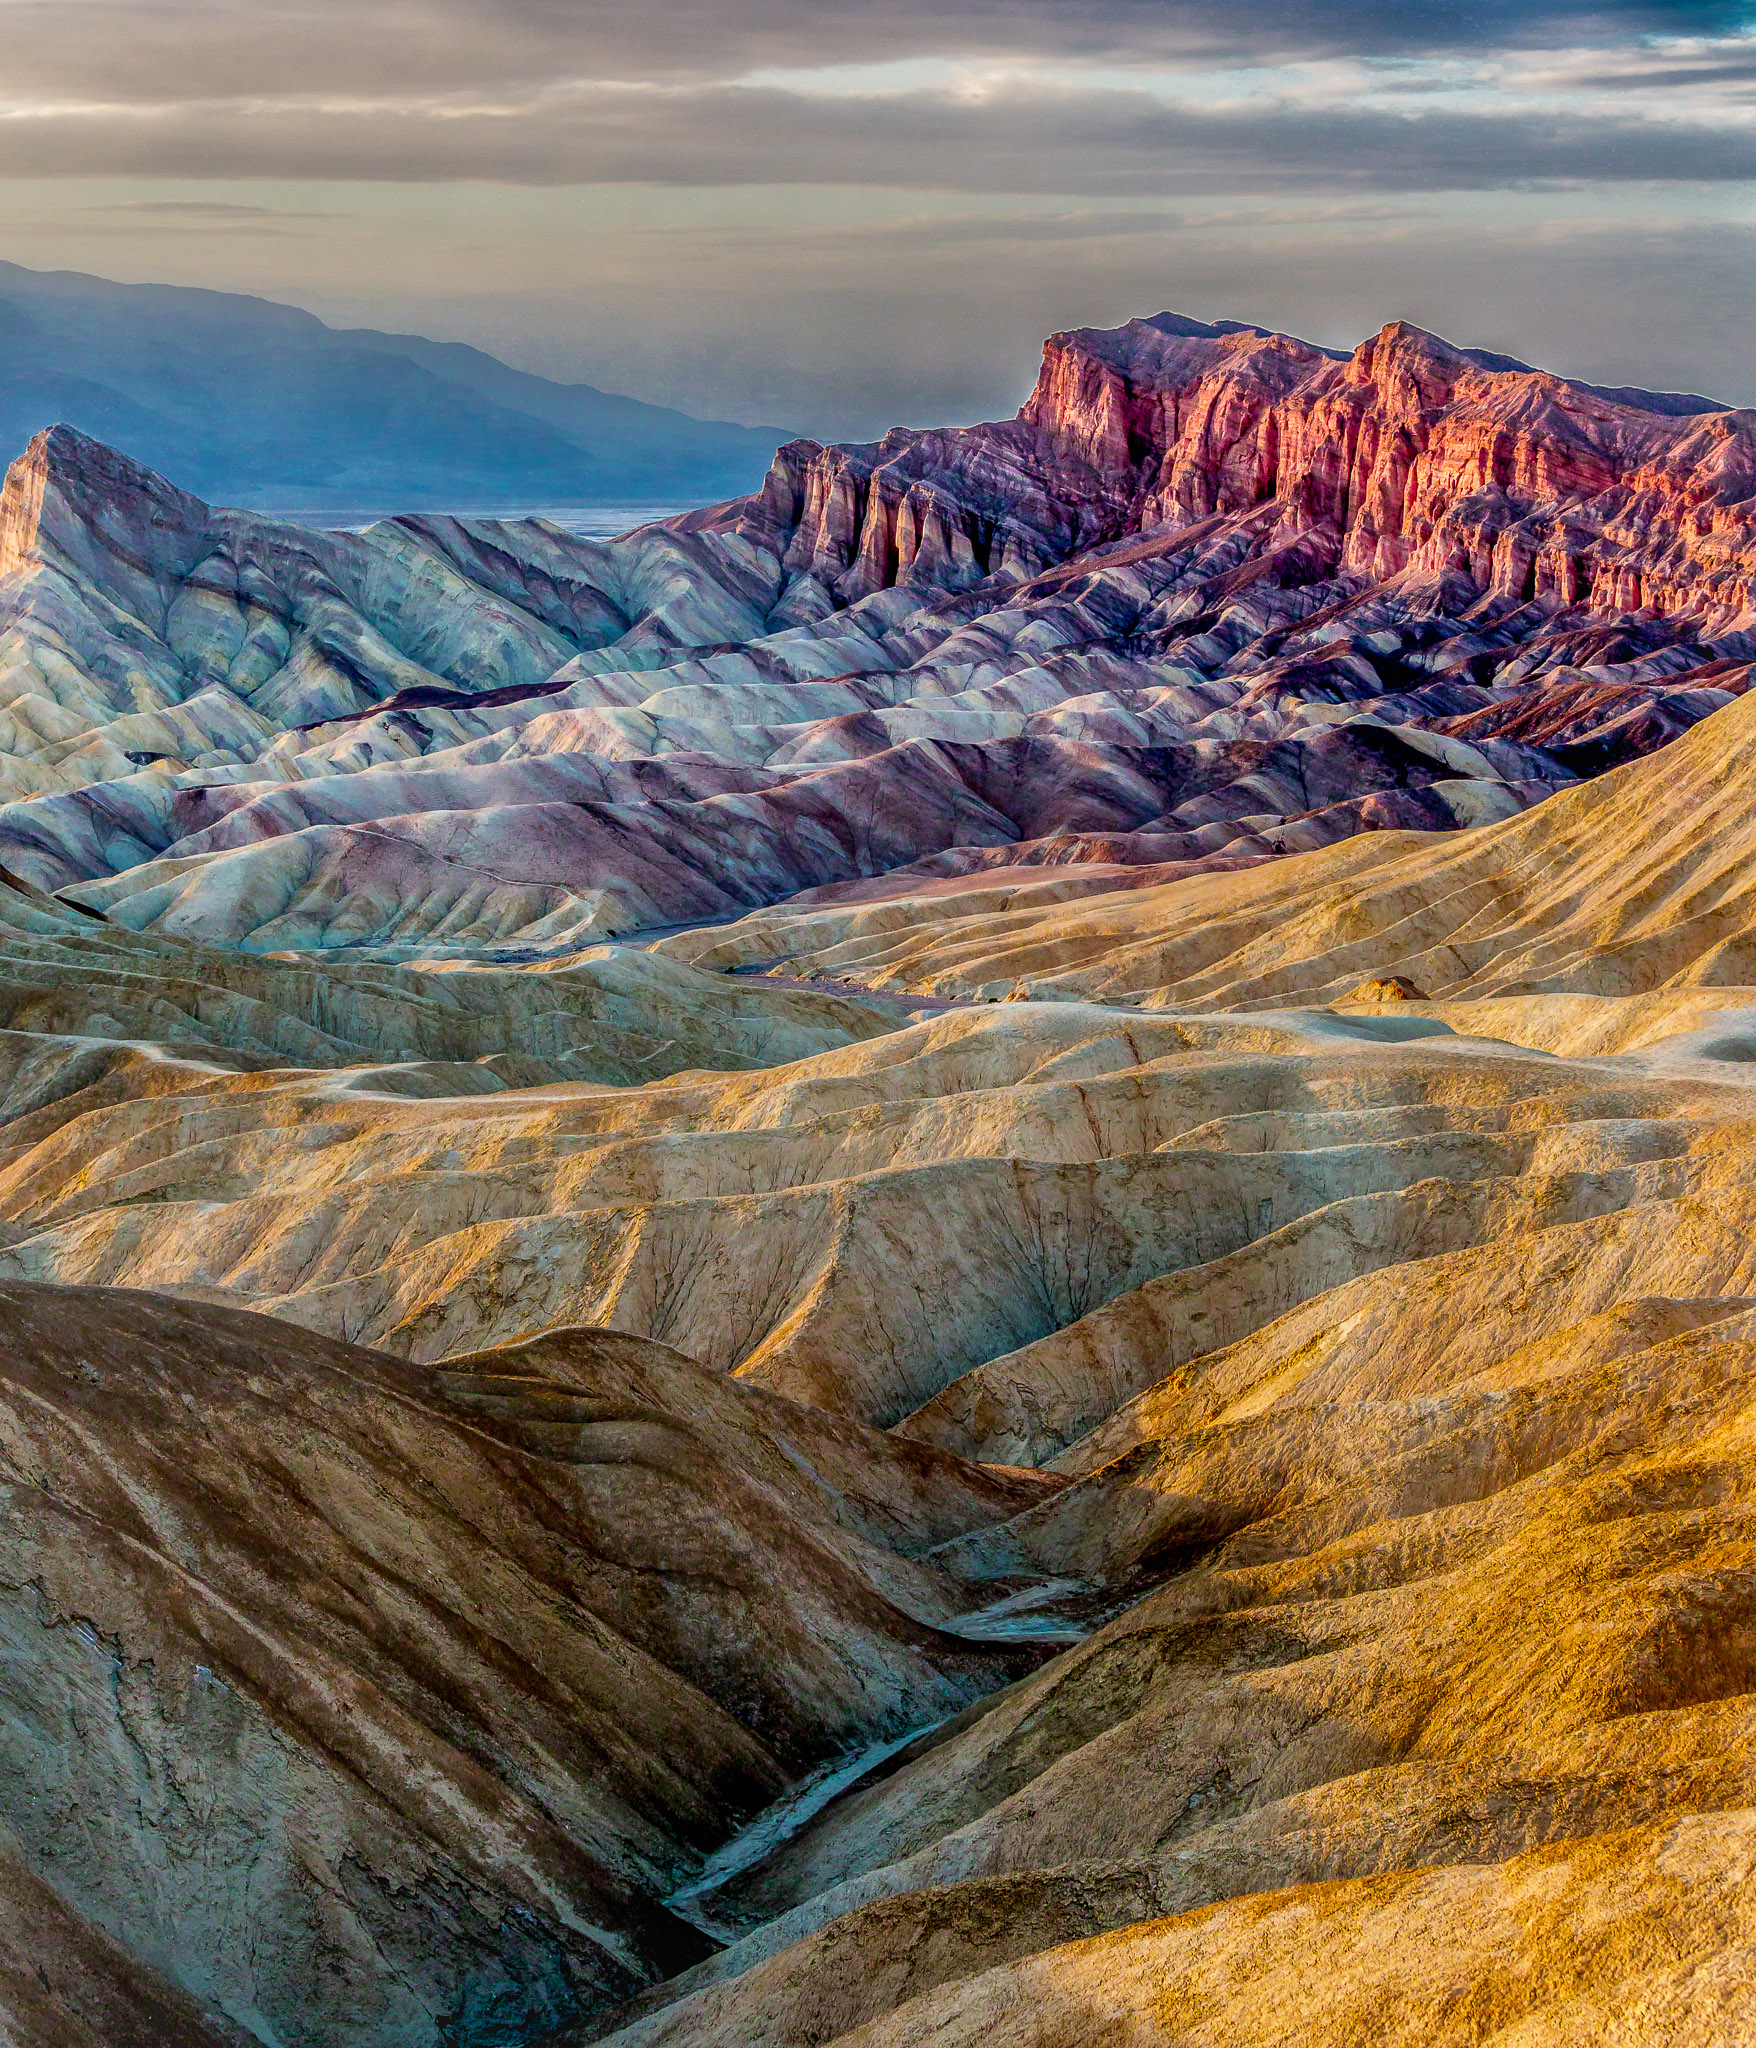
[{"xmin": 3, "ymin": 0, "xmax": 1755, "ymax": 436}]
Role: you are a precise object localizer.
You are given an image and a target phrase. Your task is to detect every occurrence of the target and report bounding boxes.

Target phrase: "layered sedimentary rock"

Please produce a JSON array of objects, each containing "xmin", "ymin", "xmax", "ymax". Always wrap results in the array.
[
  {"xmin": 744, "ymin": 311, "xmax": 1755, "ymax": 612},
  {"xmin": 0, "ymin": 308, "xmax": 1752, "ymax": 952},
  {"xmin": 654, "ymin": 672, "xmax": 1756, "ymax": 1008},
  {"xmin": 0, "ymin": 1287, "xmax": 1050, "ymax": 2046},
  {"xmin": 8, "ymin": 956, "xmax": 1756, "ymax": 2043},
  {"xmin": 4, "ymin": 311, "xmax": 1756, "ymax": 2046}
]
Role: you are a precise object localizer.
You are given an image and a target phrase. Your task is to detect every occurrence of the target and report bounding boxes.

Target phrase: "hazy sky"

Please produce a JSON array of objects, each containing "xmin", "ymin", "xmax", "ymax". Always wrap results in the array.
[{"xmin": 3, "ymin": 0, "xmax": 1755, "ymax": 435}]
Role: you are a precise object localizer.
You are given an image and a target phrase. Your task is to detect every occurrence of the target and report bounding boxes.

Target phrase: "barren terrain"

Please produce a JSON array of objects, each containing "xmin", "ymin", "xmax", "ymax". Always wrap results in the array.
[{"xmin": 3, "ymin": 312, "xmax": 1756, "ymax": 2045}]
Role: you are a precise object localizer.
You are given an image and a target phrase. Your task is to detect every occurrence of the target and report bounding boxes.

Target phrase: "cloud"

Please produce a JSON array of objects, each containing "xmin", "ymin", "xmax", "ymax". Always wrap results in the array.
[
  {"xmin": 0, "ymin": 0, "xmax": 1749, "ymax": 104},
  {"xmin": 79, "ymin": 198, "xmax": 335, "ymax": 216},
  {"xmin": 657, "ymin": 199, "xmax": 1438, "ymax": 264},
  {"xmin": 3, "ymin": 75, "xmax": 1754, "ymax": 193},
  {"xmin": 0, "ymin": 1, "xmax": 1749, "ymax": 204},
  {"xmin": 1498, "ymin": 38, "xmax": 1756, "ymax": 91}
]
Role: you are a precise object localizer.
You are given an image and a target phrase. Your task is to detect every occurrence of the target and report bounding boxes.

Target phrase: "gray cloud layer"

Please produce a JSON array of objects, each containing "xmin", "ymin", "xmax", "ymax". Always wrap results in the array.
[
  {"xmin": 3, "ymin": 0, "xmax": 1751, "ymax": 98},
  {"xmin": 4, "ymin": 80, "xmax": 1756, "ymax": 192}
]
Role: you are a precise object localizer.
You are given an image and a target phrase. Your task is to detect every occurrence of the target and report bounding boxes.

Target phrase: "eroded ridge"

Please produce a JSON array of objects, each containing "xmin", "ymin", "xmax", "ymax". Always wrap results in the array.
[
  {"xmin": 0, "ymin": 310, "xmax": 1750, "ymax": 957},
  {"xmin": 3, "ymin": 981, "xmax": 1756, "ymax": 2042}
]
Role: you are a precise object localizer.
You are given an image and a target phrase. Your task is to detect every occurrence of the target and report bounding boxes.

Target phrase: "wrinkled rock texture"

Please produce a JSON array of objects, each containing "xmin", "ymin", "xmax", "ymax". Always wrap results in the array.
[
  {"xmin": 4, "ymin": 310, "xmax": 1756, "ymax": 2046},
  {"xmin": 0, "ymin": 310, "xmax": 1752, "ymax": 954}
]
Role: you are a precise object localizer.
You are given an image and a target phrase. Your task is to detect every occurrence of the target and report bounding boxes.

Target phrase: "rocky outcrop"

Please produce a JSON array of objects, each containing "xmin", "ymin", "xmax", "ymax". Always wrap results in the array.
[
  {"xmin": 0, "ymin": 312, "xmax": 1750, "ymax": 957},
  {"xmin": 724, "ymin": 310, "xmax": 1756, "ymax": 629},
  {"xmin": 1018, "ymin": 314, "xmax": 1756, "ymax": 618},
  {"xmin": 734, "ymin": 422, "xmax": 1127, "ymax": 613}
]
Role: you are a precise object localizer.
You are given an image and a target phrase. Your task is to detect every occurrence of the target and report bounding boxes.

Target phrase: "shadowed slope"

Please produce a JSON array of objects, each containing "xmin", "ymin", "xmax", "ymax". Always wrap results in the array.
[
  {"xmin": 0, "ymin": 1287, "xmax": 1050, "ymax": 2046},
  {"xmin": 581, "ymin": 1279, "xmax": 1756, "ymax": 2044}
]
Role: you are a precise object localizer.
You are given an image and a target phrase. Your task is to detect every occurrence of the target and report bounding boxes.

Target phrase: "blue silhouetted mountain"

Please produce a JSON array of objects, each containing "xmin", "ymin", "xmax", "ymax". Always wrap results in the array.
[{"xmin": 0, "ymin": 261, "xmax": 787, "ymax": 509}]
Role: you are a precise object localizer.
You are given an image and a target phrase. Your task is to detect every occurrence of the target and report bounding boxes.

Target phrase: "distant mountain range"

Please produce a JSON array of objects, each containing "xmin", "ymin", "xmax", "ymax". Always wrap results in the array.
[{"xmin": 0, "ymin": 261, "xmax": 788, "ymax": 510}]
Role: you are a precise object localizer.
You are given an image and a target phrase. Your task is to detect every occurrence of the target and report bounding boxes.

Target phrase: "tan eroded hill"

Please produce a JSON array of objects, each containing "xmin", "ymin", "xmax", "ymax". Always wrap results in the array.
[{"xmin": 3, "ymin": 969, "xmax": 1756, "ymax": 2040}]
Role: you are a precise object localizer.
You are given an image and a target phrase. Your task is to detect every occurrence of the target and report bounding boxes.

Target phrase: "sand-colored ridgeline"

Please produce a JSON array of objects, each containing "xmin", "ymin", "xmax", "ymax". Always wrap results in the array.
[
  {"xmin": 6, "ymin": 310, "xmax": 1756, "ymax": 2045},
  {"xmin": 8, "ymin": 957, "xmax": 1756, "ymax": 2044}
]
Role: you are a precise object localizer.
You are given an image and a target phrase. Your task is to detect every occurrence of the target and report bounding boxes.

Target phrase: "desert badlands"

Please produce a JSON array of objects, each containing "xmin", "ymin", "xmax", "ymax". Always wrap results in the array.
[{"xmin": 4, "ymin": 314, "xmax": 1756, "ymax": 2044}]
